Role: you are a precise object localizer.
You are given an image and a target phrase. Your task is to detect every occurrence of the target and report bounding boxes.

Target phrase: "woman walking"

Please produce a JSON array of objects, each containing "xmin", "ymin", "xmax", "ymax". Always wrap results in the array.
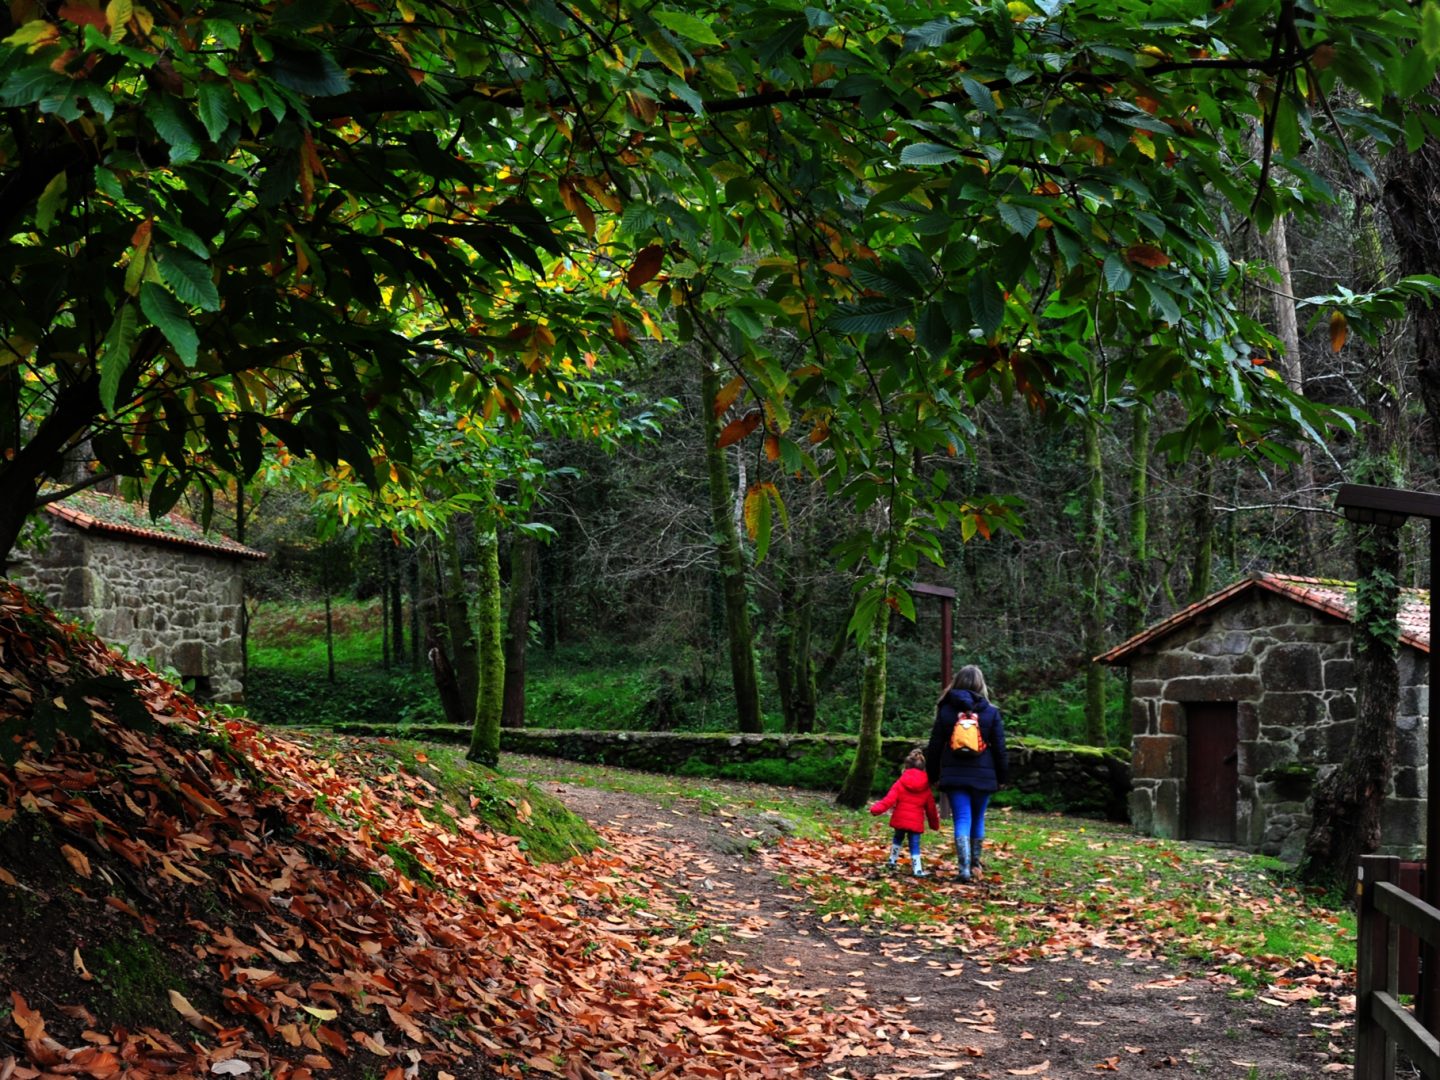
[{"xmin": 926, "ymin": 664, "xmax": 1007, "ymax": 882}]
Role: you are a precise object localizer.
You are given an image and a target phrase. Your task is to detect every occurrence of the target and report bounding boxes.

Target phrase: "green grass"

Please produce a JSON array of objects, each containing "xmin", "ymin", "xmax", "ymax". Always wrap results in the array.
[{"xmin": 246, "ymin": 600, "xmax": 1127, "ymax": 745}]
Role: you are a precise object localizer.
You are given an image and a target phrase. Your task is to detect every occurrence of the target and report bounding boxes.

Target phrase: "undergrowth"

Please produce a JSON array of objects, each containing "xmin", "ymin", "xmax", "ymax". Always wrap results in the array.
[{"xmin": 247, "ymin": 600, "xmax": 1126, "ymax": 749}]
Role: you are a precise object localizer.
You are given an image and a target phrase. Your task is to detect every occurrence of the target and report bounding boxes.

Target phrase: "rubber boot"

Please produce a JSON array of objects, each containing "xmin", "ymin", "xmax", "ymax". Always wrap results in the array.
[
  {"xmin": 971, "ymin": 837, "xmax": 985, "ymax": 872},
  {"xmin": 886, "ymin": 843, "xmax": 901, "ymax": 869},
  {"xmin": 953, "ymin": 837, "xmax": 972, "ymax": 882},
  {"xmin": 911, "ymin": 853, "xmax": 928, "ymax": 877}
]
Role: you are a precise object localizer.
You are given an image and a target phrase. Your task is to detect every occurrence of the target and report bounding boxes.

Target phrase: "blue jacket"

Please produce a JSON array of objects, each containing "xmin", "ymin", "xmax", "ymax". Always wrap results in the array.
[{"xmin": 925, "ymin": 688, "xmax": 1007, "ymax": 794}]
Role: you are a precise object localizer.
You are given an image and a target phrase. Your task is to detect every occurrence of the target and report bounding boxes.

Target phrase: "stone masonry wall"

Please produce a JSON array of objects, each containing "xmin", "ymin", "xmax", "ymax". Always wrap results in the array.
[
  {"xmin": 1128, "ymin": 593, "xmax": 1427, "ymax": 860},
  {"xmin": 13, "ymin": 528, "xmax": 247, "ymax": 703}
]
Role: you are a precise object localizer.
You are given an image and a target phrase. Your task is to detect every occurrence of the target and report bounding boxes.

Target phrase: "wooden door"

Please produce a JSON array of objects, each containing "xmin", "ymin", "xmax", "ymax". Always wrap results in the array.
[{"xmin": 1185, "ymin": 702, "xmax": 1238, "ymax": 843}]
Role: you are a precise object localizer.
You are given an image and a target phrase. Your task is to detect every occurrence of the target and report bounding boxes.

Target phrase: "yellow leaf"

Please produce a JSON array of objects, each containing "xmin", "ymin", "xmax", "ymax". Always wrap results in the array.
[
  {"xmin": 713, "ymin": 375, "xmax": 744, "ymax": 417},
  {"xmin": 302, "ymin": 1005, "xmax": 339, "ymax": 1021}
]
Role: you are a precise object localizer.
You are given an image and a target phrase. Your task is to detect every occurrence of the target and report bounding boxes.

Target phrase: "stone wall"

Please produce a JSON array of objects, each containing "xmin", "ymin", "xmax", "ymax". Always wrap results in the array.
[
  {"xmin": 1127, "ymin": 592, "xmax": 1427, "ymax": 859},
  {"xmin": 13, "ymin": 527, "xmax": 247, "ymax": 703},
  {"xmin": 329, "ymin": 724, "xmax": 1133, "ymax": 818}
]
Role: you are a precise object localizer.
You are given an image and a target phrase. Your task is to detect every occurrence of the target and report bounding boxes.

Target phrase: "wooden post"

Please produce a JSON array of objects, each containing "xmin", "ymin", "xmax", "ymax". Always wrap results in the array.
[
  {"xmin": 1357, "ymin": 854, "xmax": 1399, "ymax": 1080},
  {"xmin": 1427, "ymin": 519, "xmax": 1440, "ymax": 1037},
  {"xmin": 940, "ymin": 595, "xmax": 953, "ymax": 690}
]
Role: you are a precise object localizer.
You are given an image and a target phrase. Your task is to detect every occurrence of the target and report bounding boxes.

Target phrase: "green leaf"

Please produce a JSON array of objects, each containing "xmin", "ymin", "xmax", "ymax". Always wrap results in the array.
[
  {"xmin": 266, "ymin": 42, "xmax": 350, "ymax": 96},
  {"xmin": 644, "ymin": 31, "xmax": 688, "ymax": 77},
  {"xmin": 197, "ymin": 82, "xmax": 236, "ymax": 142},
  {"xmin": 652, "ymin": 10, "xmax": 721, "ymax": 46},
  {"xmin": 997, "ymin": 201, "xmax": 1038, "ymax": 237},
  {"xmin": 0, "ymin": 63, "xmax": 69, "ymax": 107},
  {"xmin": 961, "ymin": 76, "xmax": 997, "ymax": 118},
  {"xmin": 140, "ymin": 282, "xmax": 199, "ymax": 366},
  {"xmin": 1102, "ymin": 252, "xmax": 1132, "ymax": 292},
  {"xmin": 157, "ymin": 248, "xmax": 220, "ymax": 312},
  {"xmin": 828, "ymin": 300, "xmax": 912, "ymax": 335},
  {"xmin": 1425, "ymin": 0, "xmax": 1440, "ymax": 58},
  {"xmin": 35, "ymin": 171, "xmax": 67, "ymax": 234},
  {"xmin": 968, "ymin": 279, "xmax": 1004, "ymax": 339},
  {"xmin": 917, "ymin": 302, "xmax": 952, "ymax": 358},
  {"xmin": 899, "ymin": 142, "xmax": 959, "ymax": 165},
  {"xmin": 98, "ymin": 304, "xmax": 138, "ymax": 412},
  {"xmin": 144, "ymin": 96, "xmax": 200, "ymax": 162}
]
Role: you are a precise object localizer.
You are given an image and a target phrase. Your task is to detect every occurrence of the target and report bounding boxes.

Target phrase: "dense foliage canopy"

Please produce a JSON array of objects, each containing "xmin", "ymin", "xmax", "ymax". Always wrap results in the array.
[{"xmin": 5, "ymin": 0, "xmax": 1440, "ymax": 617}]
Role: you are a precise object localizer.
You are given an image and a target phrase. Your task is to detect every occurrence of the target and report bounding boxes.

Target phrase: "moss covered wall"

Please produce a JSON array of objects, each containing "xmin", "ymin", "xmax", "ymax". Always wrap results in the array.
[{"xmin": 331, "ymin": 724, "xmax": 1132, "ymax": 819}]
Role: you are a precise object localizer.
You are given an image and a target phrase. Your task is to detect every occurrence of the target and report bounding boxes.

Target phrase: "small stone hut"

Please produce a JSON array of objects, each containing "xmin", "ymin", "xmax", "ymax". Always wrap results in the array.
[
  {"xmin": 1097, "ymin": 573, "xmax": 1429, "ymax": 860},
  {"xmin": 11, "ymin": 492, "xmax": 266, "ymax": 703}
]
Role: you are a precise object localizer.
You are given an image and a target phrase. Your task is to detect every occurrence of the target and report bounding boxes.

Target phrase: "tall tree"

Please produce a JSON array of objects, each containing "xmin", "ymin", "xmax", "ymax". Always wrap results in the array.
[
  {"xmin": 467, "ymin": 475, "xmax": 505, "ymax": 765},
  {"xmin": 1080, "ymin": 399, "xmax": 1108, "ymax": 746},
  {"xmin": 836, "ymin": 601, "xmax": 891, "ymax": 808},
  {"xmin": 501, "ymin": 535, "xmax": 538, "ymax": 729},
  {"xmin": 700, "ymin": 357, "xmax": 764, "ymax": 733}
]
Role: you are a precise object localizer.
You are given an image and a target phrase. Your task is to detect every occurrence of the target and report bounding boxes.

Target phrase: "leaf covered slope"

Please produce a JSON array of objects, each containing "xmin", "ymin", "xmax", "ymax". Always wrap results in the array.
[{"xmin": 0, "ymin": 582, "xmax": 882, "ymax": 1078}]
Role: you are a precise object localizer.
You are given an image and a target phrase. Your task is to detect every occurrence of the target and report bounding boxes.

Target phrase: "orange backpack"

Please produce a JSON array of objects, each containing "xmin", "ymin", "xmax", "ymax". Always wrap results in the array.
[{"xmin": 950, "ymin": 711, "xmax": 987, "ymax": 756}]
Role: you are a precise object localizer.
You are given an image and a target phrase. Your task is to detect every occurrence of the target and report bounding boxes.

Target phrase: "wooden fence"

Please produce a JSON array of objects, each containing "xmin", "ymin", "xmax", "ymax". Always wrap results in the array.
[{"xmin": 1357, "ymin": 854, "xmax": 1440, "ymax": 1078}]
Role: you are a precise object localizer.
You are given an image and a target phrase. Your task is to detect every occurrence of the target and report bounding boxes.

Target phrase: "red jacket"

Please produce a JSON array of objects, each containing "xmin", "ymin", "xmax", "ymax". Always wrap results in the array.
[{"xmin": 869, "ymin": 768, "xmax": 941, "ymax": 833}]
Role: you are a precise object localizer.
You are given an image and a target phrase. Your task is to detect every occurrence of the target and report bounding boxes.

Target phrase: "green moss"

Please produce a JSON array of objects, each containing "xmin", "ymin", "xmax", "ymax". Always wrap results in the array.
[
  {"xmin": 93, "ymin": 932, "xmax": 181, "ymax": 1024},
  {"xmin": 383, "ymin": 741, "xmax": 600, "ymax": 863}
]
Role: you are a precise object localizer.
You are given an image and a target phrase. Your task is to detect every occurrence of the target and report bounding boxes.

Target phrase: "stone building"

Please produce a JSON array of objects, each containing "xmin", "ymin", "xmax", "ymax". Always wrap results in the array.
[
  {"xmin": 1097, "ymin": 573, "xmax": 1429, "ymax": 860},
  {"xmin": 10, "ymin": 492, "xmax": 265, "ymax": 703}
]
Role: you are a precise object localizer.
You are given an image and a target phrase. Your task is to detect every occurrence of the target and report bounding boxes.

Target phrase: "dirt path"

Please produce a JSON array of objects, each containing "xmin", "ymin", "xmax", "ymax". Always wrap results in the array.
[{"xmin": 514, "ymin": 758, "xmax": 1349, "ymax": 1079}]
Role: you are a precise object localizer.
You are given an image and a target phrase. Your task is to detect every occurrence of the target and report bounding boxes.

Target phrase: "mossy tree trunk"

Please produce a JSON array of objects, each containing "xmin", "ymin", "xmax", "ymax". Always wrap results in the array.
[
  {"xmin": 836, "ymin": 602, "xmax": 890, "ymax": 808},
  {"xmin": 700, "ymin": 357, "xmax": 763, "ymax": 734},
  {"xmin": 1304, "ymin": 199, "xmax": 1407, "ymax": 888},
  {"xmin": 501, "ymin": 533, "xmax": 537, "ymax": 729},
  {"xmin": 1081, "ymin": 406, "xmax": 1107, "ymax": 746},
  {"xmin": 467, "ymin": 479, "xmax": 505, "ymax": 765}
]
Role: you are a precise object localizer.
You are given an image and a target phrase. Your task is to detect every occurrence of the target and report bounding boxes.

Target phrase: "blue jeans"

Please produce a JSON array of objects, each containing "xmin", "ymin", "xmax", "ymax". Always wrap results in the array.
[
  {"xmin": 948, "ymin": 790, "xmax": 991, "ymax": 840},
  {"xmin": 891, "ymin": 829, "xmax": 921, "ymax": 856}
]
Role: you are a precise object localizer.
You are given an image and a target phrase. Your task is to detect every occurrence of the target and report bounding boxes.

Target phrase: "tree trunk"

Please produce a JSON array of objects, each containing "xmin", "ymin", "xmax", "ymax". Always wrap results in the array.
[
  {"xmin": 1304, "ymin": 178, "xmax": 1413, "ymax": 888},
  {"xmin": 388, "ymin": 543, "xmax": 405, "ymax": 661},
  {"xmin": 1261, "ymin": 214, "xmax": 1316, "ymax": 560},
  {"xmin": 701, "ymin": 358, "xmax": 764, "ymax": 734},
  {"xmin": 467, "ymin": 486, "xmax": 505, "ymax": 765},
  {"xmin": 380, "ymin": 539, "xmax": 390, "ymax": 669},
  {"xmin": 1125, "ymin": 405, "xmax": 1150, "ymax": 639},
  {"xmin": 442, "ymin": 518, "xmax": 478, "ymax": 728},
  {"xmin": 408, "ymin": 543, "xmax": 421, "ymax": 672},
  {"xmin": 427, "ymin": 625, "xmax": 469, "ymax": 728},
  {"xmin": 501, "ymin": 533, "xmax": 537, "ymax": 729},
  {"xmin": 836, "ymin": 603, "xmax": 891, "ymax": 808},
  {"xmin": 1081, "ymin": 408, "xmax": 1107, "ymax": 746},
  {"xmin": 1186, "ymin": 458, "xmax": 1215, "ymax": 604}
]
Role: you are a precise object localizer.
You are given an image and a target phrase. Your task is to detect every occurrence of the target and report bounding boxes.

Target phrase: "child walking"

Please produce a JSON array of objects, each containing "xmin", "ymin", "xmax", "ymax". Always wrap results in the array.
[{"xmin": 870, "ymin": 748, "xmax": 941, "ymax": 876}]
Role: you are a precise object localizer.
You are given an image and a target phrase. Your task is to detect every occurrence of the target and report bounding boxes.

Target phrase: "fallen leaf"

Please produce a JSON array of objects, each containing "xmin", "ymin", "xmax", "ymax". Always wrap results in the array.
[
  {"xmin": 1007, "ymin": 1062, "xmax": 1051, "ymax": 1076},
  {"xmin": 211, "ymin": 1062, "xmax": 252, "ymax": 1075},
  {"xmin": 168, "ymin": 991, "xmax": 215, "ymax": 1032},
  {"xmin": 60, "ymin": 843, "xmax": 91, "ymax": 878}
]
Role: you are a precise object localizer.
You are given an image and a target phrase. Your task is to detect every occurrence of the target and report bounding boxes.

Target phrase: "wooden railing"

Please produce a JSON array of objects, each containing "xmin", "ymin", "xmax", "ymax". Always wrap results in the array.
[{"xmin": 1357, "ymin": 855, "xmax": 1440, "ymax": 1078}]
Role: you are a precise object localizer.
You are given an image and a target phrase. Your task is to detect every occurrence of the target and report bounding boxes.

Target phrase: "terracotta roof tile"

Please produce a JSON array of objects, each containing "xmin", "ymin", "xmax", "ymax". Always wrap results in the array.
[
  {"xmin": 1096, "ymin": 572, "xmax": 1429, "ymax": 663},
  {"xmin": 43, "ymin": 492, "xmax": 266, "ymax": 562}
]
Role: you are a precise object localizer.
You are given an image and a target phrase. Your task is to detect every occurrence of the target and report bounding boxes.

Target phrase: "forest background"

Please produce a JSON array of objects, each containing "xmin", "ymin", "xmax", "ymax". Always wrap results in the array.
[{"xmin": 8, "ymin": 0, "xmax": 1440, "ymax": 870}]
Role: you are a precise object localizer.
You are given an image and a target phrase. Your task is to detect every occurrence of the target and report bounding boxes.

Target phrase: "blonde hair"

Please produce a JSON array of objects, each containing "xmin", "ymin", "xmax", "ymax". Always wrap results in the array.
[
  {"xmin": 902, "ymin": 747, "xmax": 927, "ymax": 772},
  {"xmin": 937, "ymin": 663, "xmax": 991, "ymax": 707}
]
